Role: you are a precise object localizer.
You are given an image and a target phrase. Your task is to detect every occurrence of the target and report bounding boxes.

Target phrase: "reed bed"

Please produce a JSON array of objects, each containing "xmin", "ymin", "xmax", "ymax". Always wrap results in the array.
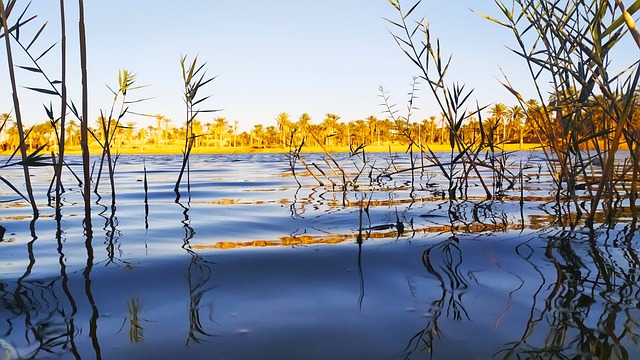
[{"xmin": 0, "ymin": 0, "xmax": 639, "ymax": 232}]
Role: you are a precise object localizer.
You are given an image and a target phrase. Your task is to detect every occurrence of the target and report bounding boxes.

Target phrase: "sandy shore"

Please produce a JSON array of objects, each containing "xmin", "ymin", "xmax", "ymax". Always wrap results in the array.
[{"xmin": 1, "ymin": 143, "xmax": 543, "ymax": 156}]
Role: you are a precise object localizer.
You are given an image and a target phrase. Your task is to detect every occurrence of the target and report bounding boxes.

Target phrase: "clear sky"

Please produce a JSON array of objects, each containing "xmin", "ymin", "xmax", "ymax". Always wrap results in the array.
[{"xmin": 0, "ymin": 1, "xmax": 635, "ymax": 133}]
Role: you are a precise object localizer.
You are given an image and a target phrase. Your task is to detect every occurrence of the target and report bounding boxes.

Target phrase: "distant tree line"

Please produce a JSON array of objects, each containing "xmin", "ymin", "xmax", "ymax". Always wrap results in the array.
[{"xmin": 2, "ymin": 94, "xmax": 639, "ymax": 152}]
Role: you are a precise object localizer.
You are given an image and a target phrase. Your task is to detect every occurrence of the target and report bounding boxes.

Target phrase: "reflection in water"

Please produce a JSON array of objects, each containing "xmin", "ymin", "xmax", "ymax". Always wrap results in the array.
[
  {"xmin": 126, "ymin": 298, "xmax": 144, "ymax": 344},
  {"xmin": 0, "ymin": 225, "xmax": 80, "ymax": 360},
  {"xmin": 400, "ymin": 224, "xmax": 640, "ymax": 359},
  {"xmin": 404, "ymin": 235, "xmax": 470, "ymax": 358},
  {"xmin": 495, "ymin": 227, "xmax": 640, "ymax": 359},
  {"xmin": 83, "ymin": 231, "xmax": 102, "ymax": 360},
  {"xmin": 185, "ymin": 252, "xmax": 216, "ymax": 345},
  {"xmin": 56, "ymin": 220, "xmax": 81, "ymax": 360},
  {"xmin": 2, "ymin": 154, "xmax": 640, "ymax": 358},
  {"xmin": 97, "ymin": 200, "xmax": 121, "ymax": 265},
  {"xmin": 177, "ymin": 198, "xmax": 217, "ymax": 345}
]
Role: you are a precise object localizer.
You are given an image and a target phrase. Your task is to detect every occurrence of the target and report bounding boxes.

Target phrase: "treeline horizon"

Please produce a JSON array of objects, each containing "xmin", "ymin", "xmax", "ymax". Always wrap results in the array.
[{"xmin": 4, "ymin": 93, "xmax": 637, "ymax": 152}]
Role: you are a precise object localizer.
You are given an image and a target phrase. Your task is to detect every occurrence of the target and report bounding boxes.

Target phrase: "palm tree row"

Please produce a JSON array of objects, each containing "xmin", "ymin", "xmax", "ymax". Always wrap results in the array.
[{"xmin": 6, "ymin": 97, "xmax": 628, "ymax": 152}]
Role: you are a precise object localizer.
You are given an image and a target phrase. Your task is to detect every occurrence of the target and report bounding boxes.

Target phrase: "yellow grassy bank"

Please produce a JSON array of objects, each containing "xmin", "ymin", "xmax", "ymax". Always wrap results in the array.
[{"xmin": 1, "ymin": 142, "xmax": 542, "ymax": 156}]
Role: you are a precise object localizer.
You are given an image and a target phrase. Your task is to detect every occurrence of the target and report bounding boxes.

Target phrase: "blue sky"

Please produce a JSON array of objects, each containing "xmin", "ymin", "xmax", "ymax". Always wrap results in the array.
[{"xmin": 0, "ymin": 1, "xmax": 635, "ymax": 132}]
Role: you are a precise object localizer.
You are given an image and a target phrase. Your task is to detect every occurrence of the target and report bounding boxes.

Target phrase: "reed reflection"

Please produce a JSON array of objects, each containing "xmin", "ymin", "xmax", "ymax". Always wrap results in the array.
[
  {"xmin": 96, "ymin": 197, "xmax": 121, "ymax": 265},
  {"xmin": 495, "ymin": 227, "xmax": 640, "ymax": 358},
  {"xmin": 0, "ymin": 224, "xmax": 87, "ymax": 360},
  {"xmin": 176, "ymin": 198, "xmax": 217, "ymax": 345},
  {"xmin": 396, "ymin": 215, "xmax": 640, "ymax": 359},
  {"xmin": 404, "ymin": 235, "xmax": 470, "ymax": 358},
  {"xmin": 126, "ymin": 298, "xmax": 145, "ymax": 344}
]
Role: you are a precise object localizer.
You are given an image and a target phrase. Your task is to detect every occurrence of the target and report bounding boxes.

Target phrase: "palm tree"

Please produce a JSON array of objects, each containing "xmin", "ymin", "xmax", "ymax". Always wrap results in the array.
[
  {"xmin": 275, "ymin": 112, "xmax": 291, "ymax": 147},
  {"xmin": 377, "ymin": 119, "xmax": 393, "ymax": 145},
  {"xmin": 365, "ymin": 115, "xmax": 378, "ymax": 145},
  {"xmin": 463, "ymin": 112, "xmax": 479, "ymax": 144},
  {"xmin": 0, "ymin": 112, "xmax": 11, "ymax": 129},
  {"xmin": 162, "ymin": 117, "xmax": 172, "ymax": 143},
  {"xmin": 264, "ymin": 125, "xmax": 278, "ymax": 147},
  {"xmin": 191, "ymin": 119, "xmax": 203, "ymax": 147},
  {"xmin": 354, "ymin": 119, "xmax": 367, "ymax": 145},
  {"xmin": 296, "ymin": 113, "xmax": 311, "ymax": 145},
  {"xmin": 321, "ymin": 113, "xmax": 340, "ymax": 146},
  {"xmin": 488, "ymin": 103, "xmax": 508, "ymax": 143},
  {"xmin": 0, "ymin": 113, "xmax": 13, "ymax": 150},
  {"xmin": 154, "ymin": 114, "xmax": 165, "ymax": 146},
  {"xmin": 213, "ymin": 117, "xmax": 228, "ymax": 148},
  {"xmin": 507, "ymin": 105, "xmax": 525, "ymax": 147},
  {"xmin": 126, "ymin": 121, "xmax": 136, "ymax": 147},
  {"xmin": 251, "ymin": 124, "xmax": 264, "ymax": 147},
  {"xmin": 66, "ymin": 119, "xmax": 79, "ymax": 146},
  {"xmin": 428, "ymin": 115, "xmax": 437, "ymax": 144},
  {"xmin": 137, "ymin": 127, "xmax": 147, "ymax": 147},
  {"xmin": 233, "ymin": 120, "xmax": 238, "ymax": 147},
  {"xmin": 202, "ymin": 121, "xmax": 213, "ymax": 146},
  {"xmin": 525, "ymin": 99, "xmax": 543, "ymax": 143}
]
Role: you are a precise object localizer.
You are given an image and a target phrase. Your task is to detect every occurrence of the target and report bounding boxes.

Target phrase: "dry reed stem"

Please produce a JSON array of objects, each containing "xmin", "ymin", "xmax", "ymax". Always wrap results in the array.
[
  {"xmin": 55, "ymin": 0, "xmax": 67, "ymax": 218},
  {"xmin": 0, "ymin": 0, "xmax": 38, "ymax": 216},
  {"xmin": 78, "ymin": 0, "xmax": 92, "ymax": 233}
]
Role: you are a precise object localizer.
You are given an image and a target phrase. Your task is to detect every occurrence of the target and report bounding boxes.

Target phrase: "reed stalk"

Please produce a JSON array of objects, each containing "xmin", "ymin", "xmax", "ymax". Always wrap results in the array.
[
  {"xmin": 306, "ymin": 129, "xmax": 355, "ymax": 187},
  {"xmin": 480, "ymin": 0, "xmax": 640, "ymax": 225},
  {"xmin": 93, "ymin": 69, "xmax": 138, "ymax": 205},
  {"xmin": 174, "ymin": 55, "xmax": 216, "ymax": 200},
  {"xmin": 386, "ymin": 1, "xmax": 496, "ymax": 201},
  {"xmin": 0, "ymin": 0, "xmax": 38, "ymax": 217},
  {"xmin": 614, "ymin": 0, "xmax": 640, "ymax": 48},
  {"xmin": 287, "ymin": 131, "xmax": 303, "ymax": 187},
  {"xmin": 55, "ymin": 0, "xmax": 67, "ymax": 219},
  {"xmin": 78, "ymin": 0, "xmax": 92, "ymax": 234},
  {"xmin": 0, "ymin": 1, "xmax": 82, "ymax": 220}
]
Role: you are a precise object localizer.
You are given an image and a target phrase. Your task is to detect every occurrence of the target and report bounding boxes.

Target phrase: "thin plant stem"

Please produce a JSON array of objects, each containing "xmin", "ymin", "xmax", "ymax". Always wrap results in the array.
[
  {"xmin": 55, "ymin": 0, "xmax": 67, "ymax": 219},
  {"xmin": 78, "ymin": 0, "xmax": 92, "ymax": 234},
  {"xmin": 0, "ymin": 0, "xmax": 38, "ymax": 217}
]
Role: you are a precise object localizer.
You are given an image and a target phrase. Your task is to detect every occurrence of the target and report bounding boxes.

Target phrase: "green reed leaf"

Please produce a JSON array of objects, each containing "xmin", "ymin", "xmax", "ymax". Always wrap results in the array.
[
  {"xmin": 16, "ymin": 65, "xmax": 41, "ymax": 73},
  {"xmin": 35, "ymin": 42, "xmax": 56, "ymax": 61},
  {"xmin": 383, "ymin": 17, "xmax": 404, "ymax": 29},
  {"xmin": 25, "ymin": 86, "xmax": 57, "ymax": 95},
  {"xmin": 603, "ymin": 0, "xmax": 640, "ymax": 37},
  {"xmin": 403, "ymin": 1, "xmax": 422, "ymax": 20},
  {"xmin": 43, "ymin": 101, "xmax": 53, "ymax": 121},
  {"xmin": 26, "ymin": 21, "xmax": 46, "ymax": 51},
  {"xmin": 0, "ymin": 176, "xmax": 29, "ymax": 203},
  {"xmin": 124, "ymin": 97, "xmax": 153, "ymax": 105}
]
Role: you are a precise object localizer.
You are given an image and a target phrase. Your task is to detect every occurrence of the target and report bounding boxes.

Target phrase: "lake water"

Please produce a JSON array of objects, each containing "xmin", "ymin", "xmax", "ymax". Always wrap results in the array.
[{"xmin": 0, "ymin": 152, "xmax": 639, "ymax": 359}]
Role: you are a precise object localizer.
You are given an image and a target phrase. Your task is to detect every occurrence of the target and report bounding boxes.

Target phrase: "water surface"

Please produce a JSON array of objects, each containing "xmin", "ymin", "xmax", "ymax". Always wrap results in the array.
[{"xmin": 0, "ymin": 152, "xmax": 638, "ymax": 359}]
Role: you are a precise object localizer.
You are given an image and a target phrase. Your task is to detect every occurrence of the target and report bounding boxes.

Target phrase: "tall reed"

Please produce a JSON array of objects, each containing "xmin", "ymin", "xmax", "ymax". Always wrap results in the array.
[
  {"xmin": 174, "ymin": 55, "xmax": 216, "ymax": 200},
  {"xmin": 0, "ymin": 1, "xmax": 92, "ymax": 228},
  {"xmin": 56, "ymin": 0, "xmax": 67, "ymax": 220},
  {"xmin": 0, "ymin": 1, "xmax": 78, "ymax": 219},
  {"xmin": 78, "ymin": 0, "xmax": 92, "ymax": 233},
  {"xmin": 92, "ymin": 69, "xmax": 139, "ymax": 205},
  {"xmin": 386, "ymin": 0, "xmax": 495, "ymax": 202},
  {"xmin": 0, "ymin": 0, "xmax": 38, "ymax": 217},
  {"xmin": 480, "ymin": 0, "xmax": 640, "ymax": 225}
]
